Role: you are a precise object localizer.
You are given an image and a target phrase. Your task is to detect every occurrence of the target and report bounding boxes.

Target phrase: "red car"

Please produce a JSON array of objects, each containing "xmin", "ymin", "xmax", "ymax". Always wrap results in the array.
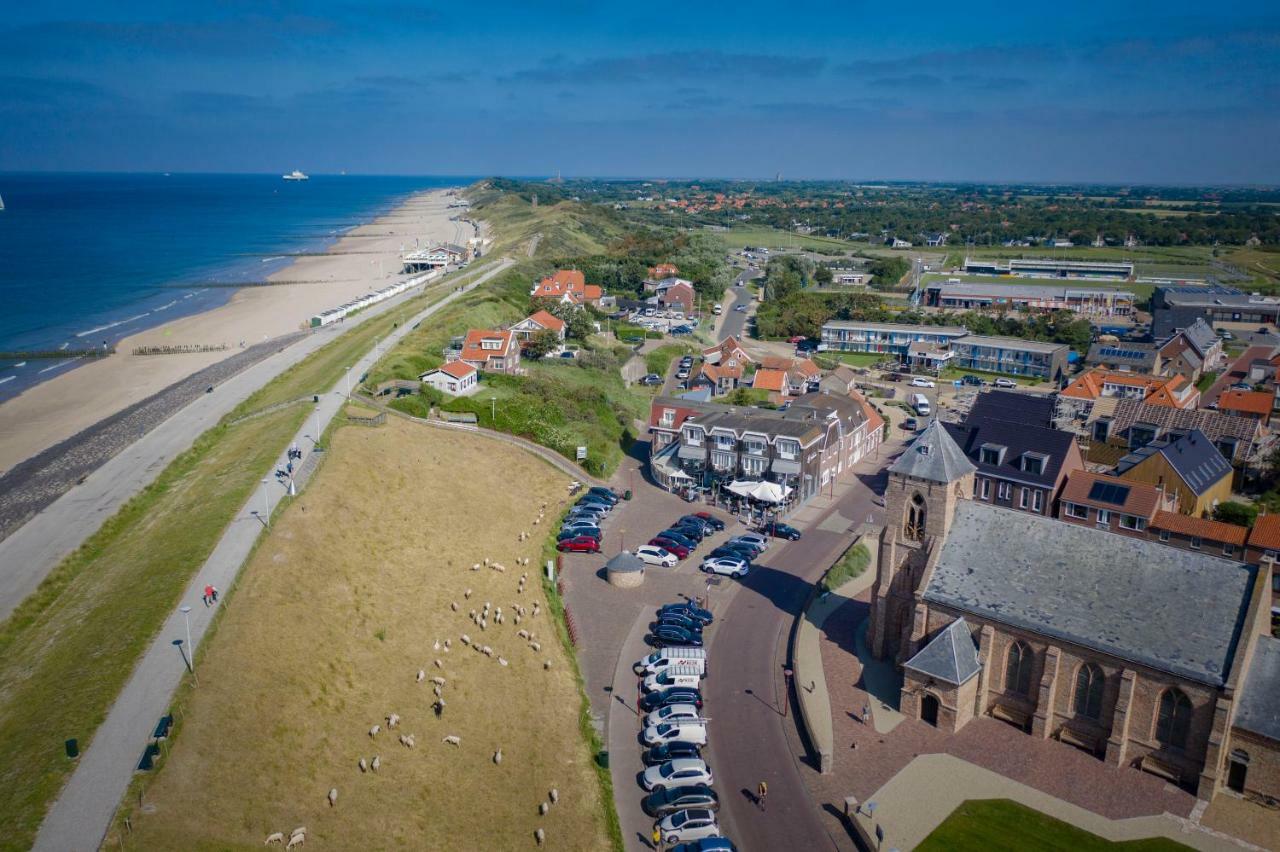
[
  {"xmin": 557, "ymin": 535, "xmax": 601, "ymax": 553},
  {"xmin": 788, "ymin": 335, "xmax": 807, "ymax": 344},
  {"xmin": 649, "ymin": 537, "xmax": 690, "ymax": 559}
]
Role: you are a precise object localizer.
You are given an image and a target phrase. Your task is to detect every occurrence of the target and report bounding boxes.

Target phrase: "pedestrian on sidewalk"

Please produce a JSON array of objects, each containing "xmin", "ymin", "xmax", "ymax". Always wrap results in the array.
[
  {"xmin": 202, "ymin": 584, "xmax": 213, "ymax": 607},
  {"xmin": 651, "ymin": 826, "xmax": 662, "ymax": 849},
  {"xmin": 756, "ymin": 780, "xmax": 768, "ymax": 812},
  {"xmin": 862, "ymin": 703, "xmax": 870, "ymax": 725}
]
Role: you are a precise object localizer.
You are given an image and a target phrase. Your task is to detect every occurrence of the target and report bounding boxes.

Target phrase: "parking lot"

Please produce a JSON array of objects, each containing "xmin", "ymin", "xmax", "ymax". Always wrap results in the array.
[{"xmin": 624, "ymin": 309, "xmax": 702, "ymax": 336}]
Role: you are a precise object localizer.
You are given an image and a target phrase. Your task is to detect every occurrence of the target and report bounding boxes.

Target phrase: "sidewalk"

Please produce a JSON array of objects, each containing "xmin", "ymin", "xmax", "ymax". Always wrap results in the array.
[{"xmin": 32, "ymin": 259, "xmax": 513, "ymax": 852}]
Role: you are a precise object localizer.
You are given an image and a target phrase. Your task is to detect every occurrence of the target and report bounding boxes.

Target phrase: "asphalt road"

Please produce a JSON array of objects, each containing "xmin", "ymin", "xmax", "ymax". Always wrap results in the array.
[
  {"xmin": 705, "ymin": 457, "xmax": 887, "ymax": 852},
  {"xmin": 717, "ymin": 270, "xmax": 761, "ymax": 343},
  {"xmin": 0, "ymin": 262, "xmax": 502, "ymax": 623}
]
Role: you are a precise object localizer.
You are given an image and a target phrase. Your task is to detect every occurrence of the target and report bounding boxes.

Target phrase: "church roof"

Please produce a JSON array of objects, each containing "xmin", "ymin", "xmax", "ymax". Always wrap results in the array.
[
  {"xmin": 923, "ymin": 501, "xmax": 1256, "ymax": 687},
  {"xmin": 1235, "ymin": 636, "xmax": 1280, "ymax": 742},
  {"xmin": 888, "ymin": 419, "xmax": 976, "ymax": 483},
  {"xmin": 905, "ymin": 618, "xmax": 981, "ymax": 686}
]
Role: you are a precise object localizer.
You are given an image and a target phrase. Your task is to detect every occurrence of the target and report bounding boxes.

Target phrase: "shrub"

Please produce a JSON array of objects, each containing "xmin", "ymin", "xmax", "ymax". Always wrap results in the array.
[{"xmin": 822, "ymin": 543, "xmax": 870, "ymax": 592}]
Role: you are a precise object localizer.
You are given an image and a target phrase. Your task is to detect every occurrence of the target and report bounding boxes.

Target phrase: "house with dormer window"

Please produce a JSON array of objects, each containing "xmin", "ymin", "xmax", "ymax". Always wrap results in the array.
[
  {"xmin": 944, "ymin": 409, "xmax": 1083, "ymax": 516},
  {"xmin": 455, "ymin": 328, "xmax": 521, "ymax": 374}
]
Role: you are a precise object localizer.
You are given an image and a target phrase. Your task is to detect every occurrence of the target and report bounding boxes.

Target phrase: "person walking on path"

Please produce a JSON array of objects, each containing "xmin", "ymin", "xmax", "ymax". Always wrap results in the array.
[
  {"xmin": 756, "ymin": 780, "xmax": 768, "ymax": 812},
  {"xmin": 202, "ymin": 585, "xmax": 212, "ymax": 607}
]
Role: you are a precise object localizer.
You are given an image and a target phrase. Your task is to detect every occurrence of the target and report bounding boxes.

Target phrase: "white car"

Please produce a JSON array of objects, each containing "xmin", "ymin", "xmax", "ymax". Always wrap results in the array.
[
  {"xmin": 636, "ymin": 545, "xmax": 678, "ymax": 568},
  {"xmin": 657, "ymin": 809, "xmax": 722, "ymax": 845},
  {"xmin": 701, "ymin": 557, "xmax": 748, "ymax": 578},
  {"xmin": 640, "ymin": 758, "xmax": 714, "ymax": 792},
  {"xmin": 994, "ymin": 378, "xmax": 1018, "ymax": 388},
  {"xmin": 910, "ymin": 376, "xmax": 936, "ymax": 388},
  {"xmin": 642, "ymin": 720, "xmax": 708, "ymax": 746},
  {"xmin": 644, "ymin": 703, "xmax": 702, "ymax": 729}
]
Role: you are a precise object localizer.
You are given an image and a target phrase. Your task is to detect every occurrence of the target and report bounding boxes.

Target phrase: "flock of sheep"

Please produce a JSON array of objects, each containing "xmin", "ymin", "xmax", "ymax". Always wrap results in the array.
[{"xmin": 267, "ymin": 502, "xmax": 565, "ymax": 846}]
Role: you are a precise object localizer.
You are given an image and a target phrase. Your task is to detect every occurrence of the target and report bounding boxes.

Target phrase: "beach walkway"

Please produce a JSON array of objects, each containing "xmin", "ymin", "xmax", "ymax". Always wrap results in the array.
[{"xmin": 32, "ymin": 258, "xmax": 513, "ymax": 852}]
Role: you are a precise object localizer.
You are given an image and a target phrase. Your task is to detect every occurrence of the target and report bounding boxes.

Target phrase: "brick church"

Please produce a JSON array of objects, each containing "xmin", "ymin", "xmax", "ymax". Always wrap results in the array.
[{"xmin": 870, "ymin": 419, "xmax": 1280, "ymax": 805}]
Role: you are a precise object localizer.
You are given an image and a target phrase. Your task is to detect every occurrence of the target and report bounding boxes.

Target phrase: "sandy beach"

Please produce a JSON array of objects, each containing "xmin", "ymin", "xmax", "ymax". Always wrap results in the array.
[{"xmin": 0, "ymin": 187, "xmax": 467, "ymax": 473}]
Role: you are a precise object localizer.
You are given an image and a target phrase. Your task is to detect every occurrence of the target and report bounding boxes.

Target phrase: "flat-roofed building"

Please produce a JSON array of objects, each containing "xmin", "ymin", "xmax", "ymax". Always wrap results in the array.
[
  {"xmin": 925, "ymin": 278, "xmax": 1134, "ymax": 316},
  {"xmin": 949, "ymin": 335, "xmax": 1069, "ymax": 381},
  {"xmin": 1153, "ymin": 285, "xmax": 1280, "ymax": 338},
  {"xmin": 962, "ymin": 256, "xmax": 1134, "ymax": 280},
  {"xmin": 820, "ymin": 321, "xmax": 968, "ymax": 358}
]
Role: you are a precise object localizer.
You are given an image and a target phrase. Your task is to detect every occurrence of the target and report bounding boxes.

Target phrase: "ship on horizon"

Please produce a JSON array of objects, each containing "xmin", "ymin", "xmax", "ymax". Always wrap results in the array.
[{"xmin": 282, "ymin": 170, "xmax": 309, "ymax": 181}]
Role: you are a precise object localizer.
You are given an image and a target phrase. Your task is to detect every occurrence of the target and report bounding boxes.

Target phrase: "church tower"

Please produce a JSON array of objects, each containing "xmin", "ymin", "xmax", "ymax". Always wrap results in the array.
[{"xmin": 870, "ymin": 419, "xmax": 976, "ymax": 660}]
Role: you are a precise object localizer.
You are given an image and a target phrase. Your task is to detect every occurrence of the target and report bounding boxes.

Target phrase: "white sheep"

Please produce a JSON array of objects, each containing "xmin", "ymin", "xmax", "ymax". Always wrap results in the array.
[
  {"xmin": 450, "ymin": 601, "xmax": 459, "ymax": 612},
  {"xmin": 264, "ymin": 832, "xmax": 284, "ymax": 845},
  {"xmin": 358, "ymin": 757, "xmax": 368, "ymax": 773},
  {"xmin": 433, "ymin": 684, "xmax": 443, "ymax": 697},
  {"xmin": 539, "ymin": 802, "xmax": 549, "ymax": 816},
  {"xmin": 434, "ymin": 658, "xmax": 444, "ymax": 668},
  {"xmin": 498, "ymin": 657, "xmax": 509, "ymax": 667},
  {"xmin": 444, "ymin": 639, "xmax": 452, "ymax": 650},
  {"xmin": 371, "ymin": 755, "xmax": 381, "ymax": 772},
  {"xmin": 544, "ymin": 660, "xmax": 553, "ymax": 670},
  {"xmin": 493, "ymin": 563, "xmax": 506, "ymax": 573},
  {"xmin": 461, "ymin": 634, "xmax": 471, "ymax": 645},
  {"xmin": 482, "ymin": 645, "xmax": 493, "ymax": 656},
  {"xmin": 465, "ymin": 588, "xmax": 473, "ymax": 599},
  {"xmin": 530, "ymin": 642, "xmax": 541, "ymax": 652},
  {"xmin": 493, "ymin": 749, "xmax": 503, "ymax": 764},
  {"xmin": 399, "ymin": 734, "xmax": 415, "ymax": 749},
  {"xmin": 472, "ymin": 563, "xmax": 480, "ymax": 571},
  {"xmin": 515, "ymin": 613, "xmax": 522, "ymax": 623},
  {"xmin": 416, "ymin": 669, "xmax": 426, "ymax": 683},
  {"xmin": 549, "ymin": 788, "xmax": 559, "ymax": 804},
  {"xmin": 442, "ymin": 735, "xmax": 461, "ymax": 746},
  {"xmin": 433, "ymin": 639, "xmax": 440, "ymax": 651},
  {"xmin": 327, "ymin": 788, "xmax": 338, "ymax": 807},
  {"xmin": 291, "ymin": 827, "xmax": 306, "ymax": 838},
  {"xmin": 532, "ymin": 602, "xmax": 541, "ymax": 617},
  {"xmin": 431, "ymin": 676, "xmax": 446, "ymax": 686},
  {"xmin": 368, "ymin": 724, "xmax": 380, "ymax": 738},
  {"xmin": 479, "ymin": 618, "xmax": 487, "ymax": 631},
  {"xmin": 286, "ymin": 834, "xmax": 305, "ymax": 849},
  {"xmin": 386, "ymin": 713, "xmax": 400, "ymax": 728},
  {"xmin": 518, "ymin": 629, "xmax": 530, "ymax": 640}
]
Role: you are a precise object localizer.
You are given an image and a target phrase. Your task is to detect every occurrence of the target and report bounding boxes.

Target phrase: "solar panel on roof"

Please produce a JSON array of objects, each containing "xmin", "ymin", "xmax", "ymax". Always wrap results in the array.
[{"xmin": 1087, "ymin": 481, "xmax": 1131, "ymax": 506}]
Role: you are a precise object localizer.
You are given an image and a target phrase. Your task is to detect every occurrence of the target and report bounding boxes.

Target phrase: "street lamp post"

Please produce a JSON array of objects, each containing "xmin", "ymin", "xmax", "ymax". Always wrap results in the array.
[
  {"xmin": 490, "ymin": 396, "xmax": 497, "ymax": 423},
  {"xmin": 345, "ymin": 366, "xmax": 352, "ymax": 398},
  {"xmin": 179, "ymin": 605, "xmax": 193, "ymax": 673},
  {"xmin": 783, "ymin": 667, "xmax": 794, "ymax": 718},
  {"xmin": 261, "ymin": 478, "xmax": 271, "ymax": 527}
]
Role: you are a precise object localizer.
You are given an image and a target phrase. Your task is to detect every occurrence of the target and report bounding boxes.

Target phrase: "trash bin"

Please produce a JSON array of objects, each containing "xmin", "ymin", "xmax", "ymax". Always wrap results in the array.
[
  {"xmin": 596, "ymin": 750, "xmax": 609, "ymax": 769},
  {"xmin": 313, "ymin": 395, "xmax": 320, "ymax": 403},
  {"xmin": 65, "ymin": 738, "xmax": 78, "ymax": 759},
  {"xmin": 624, "ymin": 489, "xmax": 632, "ymax": 501}
]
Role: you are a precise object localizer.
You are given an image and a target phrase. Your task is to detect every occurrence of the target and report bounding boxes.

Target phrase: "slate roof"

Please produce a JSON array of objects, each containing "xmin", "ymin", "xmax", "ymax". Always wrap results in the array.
[
  {"xmin": 1108, "ymin": 399, "xmax": 1258, "ymax": 464},
  {"xmin": 1115, "ymin": 430, "xmax": 1233, "ymax": 496},
  {"xmin": 1181, "ymin": 318, "xmax": 1220, "ymax": 359},
  {"xmin": 889, "ymin": 419, "xmax": 976, "ymax": 483},
  {"xmin": 923, "ymin": 501, "xmax": 1257, "ymax": 686},
  {"xmin": 943, "ymin": 415, "xmax": 1077, "ymax": 488},
  {"xmin": 1234, "ymin": 636, "xmax": 1280, "ymax": 741},
  {"xmin": 968, "ymin": 389, "xmax": 1055, "ymax": 428},
  {"xmin": 905, "ymin": 618, "xmax": 981, "ymax": 686}
]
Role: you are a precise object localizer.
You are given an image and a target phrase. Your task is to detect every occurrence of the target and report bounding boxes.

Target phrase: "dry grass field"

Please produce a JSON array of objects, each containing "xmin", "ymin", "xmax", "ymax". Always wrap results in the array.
[{"xmin": 118, "ymin": 416, "xmax": 612, "ymax": 850}]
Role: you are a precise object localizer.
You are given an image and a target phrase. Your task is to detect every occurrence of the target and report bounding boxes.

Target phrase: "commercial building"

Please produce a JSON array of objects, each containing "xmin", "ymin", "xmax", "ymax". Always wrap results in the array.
[
  {"xmin": 962, "ymin": 257, "xmax": 1134, "ymax": 280},
  {"xmin": 1152, "ymin": 285, "xmax": 1280, "ymax": 338},
  {"xmin": 949, "ymin": 336, "xmax": 1070, "ymax": 381},
  {"xmin": 401, "ymin": 243, "xmax": 468, "ymax": 272},
  {"xmin": 820, "ymin": 321, "xmax": 968, "ymax": 358},
  {"xmin": 924, "ymin": 279, "xmax": 1135, "ymax": 316}
]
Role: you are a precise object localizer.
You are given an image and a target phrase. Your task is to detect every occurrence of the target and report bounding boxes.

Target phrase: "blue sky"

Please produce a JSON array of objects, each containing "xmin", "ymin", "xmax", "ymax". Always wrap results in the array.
[{"xmin": 3, "ymin": 1, "xmax": 1278, "ymax": 183}]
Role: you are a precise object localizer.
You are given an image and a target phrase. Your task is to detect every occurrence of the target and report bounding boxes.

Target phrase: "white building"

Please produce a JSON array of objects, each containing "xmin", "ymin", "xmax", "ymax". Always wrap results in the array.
[{"xmin": 419, "ymin": 361, "xmax": 479, "ymax": 396}]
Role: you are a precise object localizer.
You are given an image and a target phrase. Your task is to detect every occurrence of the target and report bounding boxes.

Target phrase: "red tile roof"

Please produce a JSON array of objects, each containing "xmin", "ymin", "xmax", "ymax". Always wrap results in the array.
[
  {"xmin": 1248, "ymin": 514, "xmax": 1280, "ymax": 551},
  {"xmin": 525, "ymin": 309, "xmax": 565, "ymax": 333},
  {"xmin": 459, "ymin": 329, "xmax": 516, "ymax": 364},
  {"xmin": 438, "ymin": 361, "xmax": 477, "ymax": 379},
  {"xmin": 1217, "ymin": 389, "xmax": 1272, "ymax": 416},
  {"xmin": 1150, "ymin": 510, "xmax": 1248, "ymax": 546},
  {"xmin": 752, "ymin": 369, "xmax": 788, "ymax": 392}
]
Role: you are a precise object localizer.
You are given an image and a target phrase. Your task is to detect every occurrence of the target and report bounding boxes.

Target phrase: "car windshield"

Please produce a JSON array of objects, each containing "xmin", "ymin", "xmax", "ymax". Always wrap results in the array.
[
  {"xmin": 655, "ymin": 723, "xmax": 674, "ymax": 735},
  {"xmin": 659, "ymin": 761, "xmax": 679, "ymax": 777}
]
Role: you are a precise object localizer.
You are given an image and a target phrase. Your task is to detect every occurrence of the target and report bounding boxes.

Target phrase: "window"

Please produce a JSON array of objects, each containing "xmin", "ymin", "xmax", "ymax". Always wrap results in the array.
[
  {"xmin": 1119, "ymin": 515, "xmax": 1145, "ymax": 531},
  {"xmin": 1096, "ymin": 509, "xmax": 1111, "ymax": 527},
  {"xmin": 1159, "ymin": 529, "xmax": 1171, "ymax": 542},
  {"xmin": 1005, "ymin": 641, "xmax": 1034, "ymax": 697},
  {"xmin": 1066, "ymin": 502, "xmax": 1089, "ymax": 520},
  {"xmin": 741, "ymin": 456, "xmax": 766, "ymax": 476},
  {"xmin": 776, "ymin": 441, "xmax": 799, "ymax": 460},
  {"xmin": 1129, "ymin": 424, "xmax": 1158, "ymax": 447},
  {"xmin": 904, "ymin": 493, "xmax": 926, "ymax": 542},
  {"xmin": 684, "ymin": 429, "xmax": 703, "ymax": 446},
  {"xmin": 979, "ymin": 478, "xmax": 992, "ymax": 500},
  {"xmin": 980, "ymin": 444, "xmax": 1006, "ymax": 465},
  {"xmin": 660, "ymin": 408, "xmax": 675, "ymax": 428},
  {"xmin": 1022, "ymin": 454, "xmax": 1046, "ymax": 476},
  {"xmin": 1216, "ymin": 439, "xmax": 1238, "ymax": 460},
  {"xmin": 1190, "ymin": 536, "xmax": 1202, "ymax": 550},
  {"xmin": 1222, "ymin": 543, "xmax": 1236, "ymax": 556},
  {"xmin": 744, "ymin": 440, "xmax": 766, "ymax": 456},
  {"xmin": 1093, "ymin": 419, "xmax": 1112, "ymax": 443},
  {"xmin": 1019, "ymin": 488, "xmax": 1029, "ymax": 509},
  {"xmin": 715, "ymin": 434, "xmax": 735, "ymax": 450},
  {"xmin": 1032, "ymin": 490, "xmax": 1044, "ymax": 513},
  {"xmin": 1073, "ymin": 663, "xmax": 1105, "ymax": 720},
  {"xmin": 1155, "ymin": 689, "xmax": 1193, "ymax": 751},
  {"xmin": 997, "ymin": 482, "xmax": 1011, "ymax": 501},
  {"xmin": 1228, "ymin": 749, "xmax": 1250, "ymax": 794}
]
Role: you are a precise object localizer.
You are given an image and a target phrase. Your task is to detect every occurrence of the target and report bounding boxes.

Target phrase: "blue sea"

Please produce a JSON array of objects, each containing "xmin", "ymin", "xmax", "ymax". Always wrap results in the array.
[{"xmin": 0, "ymin": 172, "xmax": 468, "ymax": 400}]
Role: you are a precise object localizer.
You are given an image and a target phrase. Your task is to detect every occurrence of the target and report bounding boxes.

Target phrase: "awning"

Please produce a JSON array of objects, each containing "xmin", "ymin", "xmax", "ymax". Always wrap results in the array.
[
  {"xmin": 677, "ymin": 444, "xmax": 707, "ymax": 461},
  {"xmin": 749, "ymin": 481, "xmax": 791, "ymax": 503},
  {"xmin": 771, "ymin": 458, "xmax": 802, "ymax": 475},
  {"xmin": 725, "ymin": 480, "xmax": 758, "ymax": 497}
]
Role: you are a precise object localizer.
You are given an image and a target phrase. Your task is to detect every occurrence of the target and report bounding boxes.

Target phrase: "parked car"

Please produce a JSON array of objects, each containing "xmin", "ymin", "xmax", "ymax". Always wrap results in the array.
[
  {"xmin": 588, "ymin": 485, "xmax": 622, "ymax": 501},
  {"xmin": 910, "ymin": 376, "xmax": 936, "ymax": 388},
  {"xmin": 1232, "ymin": 382, "xmax": 1253, "ymax": 391},
  {"xmin": 558, "ymin": 525, "xmax": 601, "ymax": 541},
  {"xmin": 676, "ymin": 368, "xmax": 691, "ymax": 379},
  {"xmin": 642, "ymin": 665, "xmax": 705, "ymax": 692},
  {"xmin": 658, "ymin": 530, "xmax": 699, "ymax": 550},
  {"xmin": 733, "ymin": 531, "xmax": 769, "ymax": 550},
  {"xmin": 692, "ymin": 512, "xmax": 726, "ymax": 531},
  {"xmin": 901, "ymin": 417, "xmax": 919, "ymax": 432},
  {"xmin": 701, "ymin": 557, "xmax": 749, "ymax": 578},
  {"xmin": 961, "ymin": 374, "xmax": 984, "ymax": 386},
  {"xmin": 641, "ymin": 373, "xmax": 663, "ymax": 386},
  {"xmin": 759, "ymin": 521, "xmax": 802, "ymax": 541},
  {"xmin": 788, "ymin": 335, "xmax": 806, "ymax": 344},
  {"xmin": 671, "ymin": 325, "xmax": 694, "ymax": 335},
  {"xmin": 678, "ymin": 514, "xmax": 715, "ymax": 533},
  {"xmin": 657, "ymin": 809, "xmax": 721, "ymax": 845},
  {"xmin": 649, "ymin": 624, "xmax": 704, "ymax": 647},
  {"xmin": 994, "ymin": 378, "xmax": 1018, "ymax": 389},
  {"xmin": 636, "ymin": 545, "xmax": 679, "ymax": 568},
  {"xmin": 671, "ymin": 838, "xmax": 737, "ymax": 852},
  {"xmin": 568, "ymin": 502, "xmax": 609, "ymax": 517},
  {"xmin": 650, "ymin": 537, "xmax": 691, "ymax": 559},
  {"xmin": 642, "ymin": 785, "xmax": 720, "ymax": 817},
  {"xmin": 645, "ymin": 703, "xmax": 703, "ymax": 728},
  {"xmin": 658, "ymin": 602, "xmax": 713, "ymax": 625},
  {"xmin": 639, "ymin": 687, "xmax": 704, "ymax": 713},
  {"xmin": 556, "ymin": 535, "xmax": 601, "ymax": 554},
  {"xmin": 642, "ymin": 721, "xmax": 708, "ymax": 746},
  {"xmin": 709, "ymin": 545, "xmax": 754, "ymax": 565},
  {"xmin": 726, "ymin": 536, "xmax": 766, "ymax": 556},
  {"xmin": 653, "ymin": 611, "xmax": 704, "ymax": 632},
  {"xmin": 669, "ymin": 521, "xmax": 709, "ymax": 541},
  {"xmin": 642, "ymin": 741, "xmax": 704, "ymax": 768},
  {"xmin": 640, "ymin": 758, "xmax": 714, "ymax": 791},
  {"xmin": 576, "ymin": 495, "xmax": 613, "ymax": 510}
]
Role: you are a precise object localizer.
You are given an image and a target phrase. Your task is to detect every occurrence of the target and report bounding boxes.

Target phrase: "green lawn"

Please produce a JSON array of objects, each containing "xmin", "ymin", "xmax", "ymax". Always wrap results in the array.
[
  {"xmin": 1196, "ymin": 370, "xmax": 1220, "ymax": 392},
  {"xmin": 818, "ymin": 351, "xmax": 888, "ymax": 368},
  {"xmin": 917, "ymin": 799, "xmax": 1192, "ymax": 852},
  {"xmin": 644, "ymin": 343, "xmax": 696, "ymax": 376},
  {"xmin": 705, "ymin": 225, "xmax": 854, "ymax": 253},
  {"xmin": 939, "ymin": 366, "xmax": 1042, "ymax": 386}
]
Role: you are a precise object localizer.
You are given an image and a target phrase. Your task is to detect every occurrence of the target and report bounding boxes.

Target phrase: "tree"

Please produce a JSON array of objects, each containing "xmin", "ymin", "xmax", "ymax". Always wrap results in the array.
[
  {"xmin": 814, "ymin": 265, "xmax": 833, "ymax": 286},
  {"xmin": 546, "ymin": 301, "xmax": 593, "ymax": 340},
  {"xmin": 1213, "ymin": 501, "xmax": 1258, "ymax": 528},
  {"xmin": 523, "ymin": 328, "xmax": 562, "ymax": 360}
]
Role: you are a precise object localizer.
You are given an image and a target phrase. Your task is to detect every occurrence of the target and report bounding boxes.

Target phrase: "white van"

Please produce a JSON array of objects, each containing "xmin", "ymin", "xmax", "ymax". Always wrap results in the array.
[
  {"xmin": 642, "ymin": 665, "xmax": 705, "ymax": 692},
  {"xmin": 634, "ymin": 647, "xmax": 708, "ymax": 676},
  {"xmin": 910, "ymin": 393, "xmax": 931, "ymax": 417},
  {"xmin": 712, "ymin": 304, "xmax": 723, "ymax": 315}
]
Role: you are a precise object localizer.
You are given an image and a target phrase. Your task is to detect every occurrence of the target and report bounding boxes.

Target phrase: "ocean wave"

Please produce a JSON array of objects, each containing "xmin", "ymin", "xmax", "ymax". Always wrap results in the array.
[
  {"xmin": 39, "ymin": 360, "xmax": 73, "ymax": 374},
  {"xmin": 153, "ymin": 299, "xmax": 179, "ymax": 312},
  {"xmin": 0, "ymin": 376, "xmax": 14, "ymax": 385},
  {"xmin": 74, "ymin": 312, "xmax": 151, "ymax": 338}
]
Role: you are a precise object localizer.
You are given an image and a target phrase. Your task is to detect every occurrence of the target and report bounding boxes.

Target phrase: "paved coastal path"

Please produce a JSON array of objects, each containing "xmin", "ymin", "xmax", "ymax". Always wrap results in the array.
[
  {"xmin": 0, "ymin": 261, "xmax": 495, "ymax": 623},
  {"xmin": 33, "ymin": 258, "xmax": 513, "ymax": 851}
]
